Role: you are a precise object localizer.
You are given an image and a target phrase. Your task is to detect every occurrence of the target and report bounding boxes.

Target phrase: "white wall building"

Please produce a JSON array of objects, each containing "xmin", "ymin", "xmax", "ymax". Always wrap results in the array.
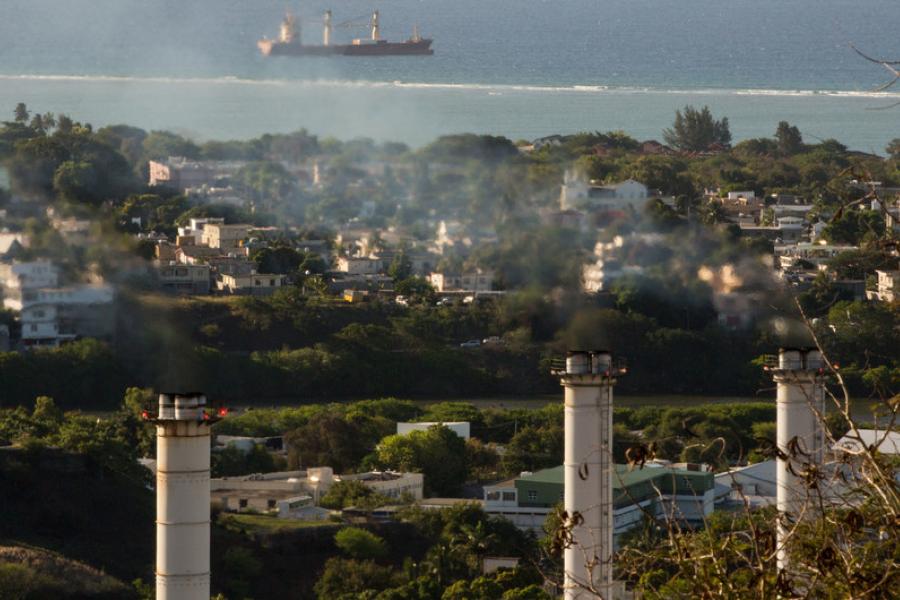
[
  {"xmin": 0, "ymin": 262, "xmax": 114, "ymax": 346},
  {"xmin": 429, "ymin": 270, "xmax": 494, "ymax": 293},
  {"xmin": 868, "ymin": 270, "xmax": 899, "ymax": 302},
  {"xmin": 216, "ymin": 273, "xmax": 285, "ymax": 295},
  {"xmin": 335, "ymin": 256, "xmax": 382, "ymax": 275},
  {"xmin": 560, "ymin": 171, "xmax": 649, "ymax": 212},
  {"xmin": 211, "ymin": 468, "xmax": 423, "ymax": 515},
  {"xmin": 201, "ymin": 224, "xmax": 251, "ymax": 250}
]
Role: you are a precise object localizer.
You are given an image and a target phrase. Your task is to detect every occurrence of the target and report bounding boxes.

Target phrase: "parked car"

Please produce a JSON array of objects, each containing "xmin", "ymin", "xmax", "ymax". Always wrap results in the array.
[
  {"xmin": 395, "ymin": 295, "xmax": 409, "ymax": 306},
  {"xmin": 482, "ymin": 336, "xmax": 503, "ymax": 345},
  {"xmin": 436, "ymin": 297, "xmax": 455, "ymax": 307},
  {"xmin": 459, "ymin": 339, "xmax": 481, "ymax": 348}
]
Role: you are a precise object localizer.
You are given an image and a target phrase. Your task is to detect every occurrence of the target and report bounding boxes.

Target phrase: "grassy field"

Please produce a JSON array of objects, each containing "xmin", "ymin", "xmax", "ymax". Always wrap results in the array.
[{"xmin": 218, "ymin": 513, "xmax": 339, "ymax": 534}]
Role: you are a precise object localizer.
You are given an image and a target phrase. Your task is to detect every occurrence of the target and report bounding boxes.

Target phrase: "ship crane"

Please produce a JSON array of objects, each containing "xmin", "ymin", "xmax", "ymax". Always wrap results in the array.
[{"xmin": 334, "ymin": 10, "xmax": 381, "ymax": 41}]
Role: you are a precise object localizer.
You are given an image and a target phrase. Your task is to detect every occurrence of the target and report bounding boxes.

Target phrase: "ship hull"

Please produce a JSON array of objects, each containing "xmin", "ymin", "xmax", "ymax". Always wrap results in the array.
[{"xmin": 258, "ymin": 39, "xmax": 433, "ymax": 57}]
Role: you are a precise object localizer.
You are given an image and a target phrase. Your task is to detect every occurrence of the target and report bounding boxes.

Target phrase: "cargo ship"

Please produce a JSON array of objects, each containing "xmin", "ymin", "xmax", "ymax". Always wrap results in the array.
[{"xmin": 258, "ymin": 10, "xmax": 434, "ymax": 57}]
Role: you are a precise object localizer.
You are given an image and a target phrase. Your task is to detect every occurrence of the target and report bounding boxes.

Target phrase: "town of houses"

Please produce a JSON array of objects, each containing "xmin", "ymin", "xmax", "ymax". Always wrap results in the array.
[{"xmin": 0, "ymin": 144, "xmax": 897, "ymax": 350}]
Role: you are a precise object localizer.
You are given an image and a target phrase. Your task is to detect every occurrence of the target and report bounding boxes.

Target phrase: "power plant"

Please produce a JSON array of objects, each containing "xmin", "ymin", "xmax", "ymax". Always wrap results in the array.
[
  {"xmin": 766, "ymin": 347, "xmax": 826, "ymax": 569},
  {"xmin": 149, "ymin": 393, "xmax": 224, "ymax": 600},
  {"xmin": 140, "ymin": 347, "xmax": 827, "ymax": 597},
  {"xmin": 554, "ymin": 351, "xmax": 625, "ymax": 599}
]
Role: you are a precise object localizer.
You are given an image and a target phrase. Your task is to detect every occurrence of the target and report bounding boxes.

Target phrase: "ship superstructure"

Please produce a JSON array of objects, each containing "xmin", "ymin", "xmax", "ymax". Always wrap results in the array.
[{"xmin": 258, "ymin": 9, "xmax": 433, "ymax": 57}]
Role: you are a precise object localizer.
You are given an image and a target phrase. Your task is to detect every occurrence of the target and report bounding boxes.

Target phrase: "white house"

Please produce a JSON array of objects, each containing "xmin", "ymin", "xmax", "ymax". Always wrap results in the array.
[
  {"xmin": 867, "ymin": 270, "xmax": 899, "ymax": 303},
  {"xmin": 201, "ymin": 223, "xmax": 251, "ymax": 250},
  {"xmin": 0, "ymin": 262, "xmax": 114, "ymax": 346},
  {"xmin": 560, "ymin": 171, "xmax": 649, "ymax": 211},
  {"xmin": 429, "ymin": 270, "xmax": 494, "ymax": 293},
  {"xmin": 217, "ymin": 273, "xmax": 285, "ymax": 295},
  {"xmin": 177, "ymin": 217, "xmax": 225, "ymax": 242},
  {"xmin": 335, "ymin": 256, "xmax": 382, "ymax": 275}
]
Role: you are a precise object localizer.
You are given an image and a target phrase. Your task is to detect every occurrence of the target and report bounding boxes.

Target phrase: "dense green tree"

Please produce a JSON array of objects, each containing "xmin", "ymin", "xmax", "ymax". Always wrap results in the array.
[
  {"xmin": 219, "ymin": 546, "xmax": 262, "ymax": 599},
  {"xmin": 887, "ymin": 138, "xmax": 900, "ymax": 160},
  {"xmin": 252, "ymin": 245, "xmax": 303, "ymax": 275},
  {"xmin": 320, "ymin": 480, "xmax": 390, "ymax": 510},
  {"xmin": 394, "ymin": 277, "xmax": 436, "ymax": 304},
  {"xmin": 502, "ymin": 425, "xmax": 563, "ymax": 475},
  {"xmin": 211, "ymin": 444, "xmax": 279, "ymax": 477},
  {"xmin": 663, "ymin": 105, "xmax": 731, "ymax": 151},
  {"xmin": 825, "ymin": 248, "xmax": 896, "ymax": 280},
  {"xmin": 284, "ymin": 413, "xmax": 373, "ymax": 473},
  {"xmin": 423, "ymin": 134, "xmax": 519, "ymax": 164},
  {"xmin": 315, "ymin": 558, "xmax": 395, "ymax": 599},
  {"xmin": 822, "ymin": 209, "xmax": 885, "ymax": 245},
  {"xmin": 13, "ymin": 103, "xmax": 29, "ymax": 123},
  {"xmin": 388, "ymin": 251, "xmax": 413, "ymax": 281},
  {"xmin": 52, "ymin": 160, "xmax": 100, "ymax": 204},
  {"xmin": 374, "ymin": 426, "xmax": 469, "ymax": 496},
  {"xmin": 141, "ymin": 131, "xmax": 200, "ymax": 161},
  {"xmin": 775, "ymin": 121, "xmax": 803, "ymax": 155},
  {"xmin": 335, "ymin": 527, "xmax": 388, "ymax": 560}
]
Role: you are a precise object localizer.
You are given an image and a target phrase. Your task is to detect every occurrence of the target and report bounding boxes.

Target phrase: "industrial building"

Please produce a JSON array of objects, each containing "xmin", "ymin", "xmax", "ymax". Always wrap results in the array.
[
  {"xmin": 210, "ymin": 468, "xmax": 424, "ymax": 518},
  {"xmin": 483, "ymin": 463, "xmax": 716, "ymax": 541}
]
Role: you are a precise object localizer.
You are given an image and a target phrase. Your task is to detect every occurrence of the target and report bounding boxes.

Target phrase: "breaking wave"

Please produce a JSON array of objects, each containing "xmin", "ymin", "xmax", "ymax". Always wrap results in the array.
[{"xmin": 0, "ymin": 73, "xmax": 897, "ymax": 99}]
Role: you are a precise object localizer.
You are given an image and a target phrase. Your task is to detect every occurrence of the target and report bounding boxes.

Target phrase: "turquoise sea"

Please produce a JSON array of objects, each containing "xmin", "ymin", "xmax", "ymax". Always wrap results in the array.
[{"xmin": 0, "ymin": 0, "xmax": 897, "ymax": 149}]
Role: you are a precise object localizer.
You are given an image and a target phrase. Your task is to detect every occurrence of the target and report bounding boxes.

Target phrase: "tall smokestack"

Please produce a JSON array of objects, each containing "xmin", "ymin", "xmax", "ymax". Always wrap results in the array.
[
  {"xmin": 769, "ymin": 348, "xmax": 825, "ymax": 570},
  {"xmin": 555, "ymin": 351, "xmax": 624, "ymax": 599},
  {"xmin": 154, "ymin": 393, "xmax": 216, "ymax": 600}
]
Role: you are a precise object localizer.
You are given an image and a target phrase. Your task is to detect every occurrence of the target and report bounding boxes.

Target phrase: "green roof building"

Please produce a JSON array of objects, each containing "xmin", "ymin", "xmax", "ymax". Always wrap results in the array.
[{"xmin": 484, "ymin": 463, "xmax": 716, "ymax": 542}]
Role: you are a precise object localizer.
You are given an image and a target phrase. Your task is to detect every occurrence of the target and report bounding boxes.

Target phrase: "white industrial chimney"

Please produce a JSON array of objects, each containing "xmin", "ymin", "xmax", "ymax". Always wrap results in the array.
[
  {"xmin": 152, "ymin": 392, "xmax": 221, "ymax": 600},
  {"xmin": 555, "ymin": 351, "xmax": 624, "ymax": 599},
  {"xmin": 769, "ymin": 348, "xmax": 825, "ymax": 570}
]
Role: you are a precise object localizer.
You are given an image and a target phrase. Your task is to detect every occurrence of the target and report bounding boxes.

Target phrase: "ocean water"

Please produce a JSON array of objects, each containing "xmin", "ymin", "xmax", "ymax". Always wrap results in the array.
[{"xmin": 0, "ymin": 0, "xmax": 897, "ymax": 150}]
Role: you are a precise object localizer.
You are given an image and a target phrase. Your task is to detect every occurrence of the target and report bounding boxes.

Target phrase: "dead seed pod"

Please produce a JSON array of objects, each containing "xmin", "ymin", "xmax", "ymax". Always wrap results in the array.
[{"xmin": 578, "ymin": 462, "xmax": 590, "ymax": 480}]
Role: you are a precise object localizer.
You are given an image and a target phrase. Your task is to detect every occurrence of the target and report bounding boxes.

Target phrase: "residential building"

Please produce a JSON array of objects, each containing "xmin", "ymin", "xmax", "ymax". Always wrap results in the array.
[
  {"xmin": 216, "ymin": 273, "xmax": 285, "ymax": 295},
  {"xmin": 148, "ymin": 157, "xmax": 246, "ymax": 191},
  {"xmin": 429, "ymin": 269, "xmax": 494, "ymax": 293},
  {"xmin": 769, "ymin": 194, "xmax": 814, "ymax": 219},
  {"xmin": 174, "ymin": 245, "xmax": 225, "ymax": 266},
  {"xmin": 868, "ymin": 270, "xmax": 900, "ymax": 302},
  {"xmin": 581, "ymin": 233, "xmax": 665, "ymax": 293},
  {"xmin": 483, "ymin": 464, "xmax": 715, "ymax": 543},
  {"xmin": 560, "ymin": 171, "xmax": 650, "ymax": 212},
  {"xmin": 185, "ymin": 185, "xmax": 247, "ymax": 208},
  {"xmin": 713, "ymin": 291, "xmax": 766, "ymax": 329},
  {"xmin": 156, "ymin": 263, "xmax": 211, "ymax": 295},
  {"xmin": 205, "ymin": 256, "xmax": 256, "ymax": 277},
  {"xmin": 0, "ymin": 261, "xmax": 59, "ymax": 294},
  {"xmin": 0, "ymin": 233, "xmax": 29, "ymax": 260},
  {"xmin": 532, "ymin": 135, "xmax": 565, "ymax": 150},
  {"xmin": 739, "ymin": 217, "xmax": 806, "ymax": 243},
  {"xmin": 775, "ymin": 242, "xmax": 859, "ymax": 271},
  {"xmin": 177, "ymin": 217, "xmax": 225, "ymax": 242},
  {"xmin": 335, "ymin": 256, "xmax": 382, "ymax": 275},
  {"xmin": 0, "ymin": 262, "xmax": 115, "ymax": 346},
  {"xmin": 49, "ymin": 216, "xmax": 93, "ymax": 247},
  {"xmin": 201, "ymin": 223, "xmax": 251, "ymax": 250}
]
